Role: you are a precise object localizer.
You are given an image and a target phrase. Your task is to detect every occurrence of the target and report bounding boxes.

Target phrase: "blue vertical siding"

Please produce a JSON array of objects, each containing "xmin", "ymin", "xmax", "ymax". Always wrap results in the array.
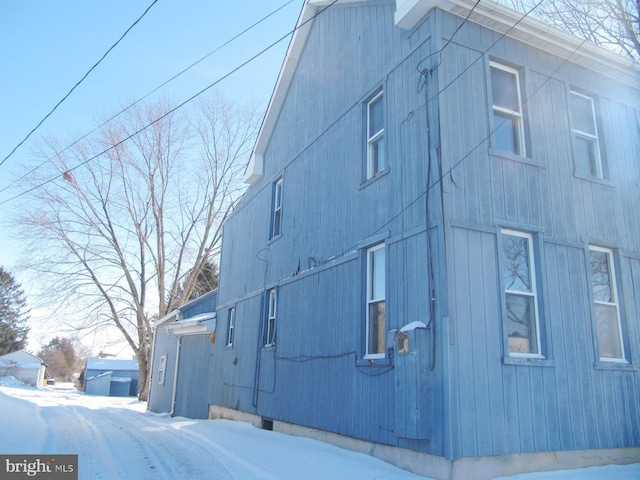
[
  {"xmin": 174, "ymin": 334, "xmax": 212, "ymax": 419},
  {"xmin": 211, "ymin": 0, "xmax": 640, "ymax": 464},
  {"xmin": 148, "ymin": 326, "xmax": 178, "ymax": 414},
  {"xmin": 433, "ymin": 5, "xmax": 640, "ymax": 459}
]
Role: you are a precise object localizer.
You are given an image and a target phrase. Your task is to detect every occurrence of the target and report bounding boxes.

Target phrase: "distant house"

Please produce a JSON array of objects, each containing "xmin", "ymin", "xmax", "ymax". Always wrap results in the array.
[
  {"xmin": 83, "ymin": 358, "xmax": 139, "ymax": 397},
  {"xmin": 205, "ymin": 0, "xmax": 640, "ymax": 479},
  {"xmin": 148, "ymin": 289, "xmax": 217, "ymax": 419},
  {"xmin": 0, "ymin": 350, "xmax": 45, "ymax": 386}
]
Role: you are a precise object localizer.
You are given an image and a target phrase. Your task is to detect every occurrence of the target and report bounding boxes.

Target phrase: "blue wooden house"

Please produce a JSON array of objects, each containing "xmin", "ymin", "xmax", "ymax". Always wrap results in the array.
[
  {"xmin": 208, "ymin": 0, "xmax": 640, "ymax": 478},
  {"xmin": 83, "ymin": 358, "xmax": 140, "ymax": 397},
  {"xmin": 148, "ymin": 289, "xmax": 217, "ymax": 419}
]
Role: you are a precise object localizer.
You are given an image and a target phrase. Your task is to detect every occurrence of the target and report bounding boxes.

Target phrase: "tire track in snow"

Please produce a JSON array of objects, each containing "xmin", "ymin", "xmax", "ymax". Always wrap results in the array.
[{"xmin": 40, "ymin": 403, "xmax": 234, "ymax": 479}]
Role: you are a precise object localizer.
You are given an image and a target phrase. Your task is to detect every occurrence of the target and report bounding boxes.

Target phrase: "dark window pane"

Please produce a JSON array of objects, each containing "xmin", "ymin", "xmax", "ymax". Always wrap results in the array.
[
  {"xmin": 370, "ymin": 247, "xmax": 385, "ymax": 300},
  {"xmin": 273, "ymin": 209, "xmax": 281, "ymax": 237},
  {"xmin": 506, "ymin": 293, "xmax": 538, "ymax": 354},
  {"xmin": 371, "ymin": 136, "xmax": 385, "ymax": 174},
  {"xmin": 595, "ymin": 303, "xmax": 623, "ymax": 359},
  {"xmin": 493, "ymin": 112, "xmax": 519, "ymax": 154},
  {"xmin": 502, "ymin": 234, "xmax": 531, "ymax": 292},
  {"xmin": 491, "ymin": 67, "xmax": 518, "ymax": 111},
  {"xmin": 574, "ymin": 135, "xmax": 598, "ymax": 176},
  {"xmin": 571, "ymin": 94, "xmax": 596, "ymax": 135},
  {"xmin": 369, "ymin": 95, "xmax": 384, "ymax": 136},
  {"xmin": 368, "ymin": 300, "xmax": 386, "ymax": 354},
  {"xmin": 590, "ymin": 250, "xmax": 612, "ymax": 302}
]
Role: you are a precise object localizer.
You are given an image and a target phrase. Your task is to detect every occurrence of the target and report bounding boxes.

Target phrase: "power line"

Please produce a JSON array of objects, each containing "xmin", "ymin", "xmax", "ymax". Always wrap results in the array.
[
  {"xmin": 0, "ymin": 0, "xmax": 160, "ymax": 168},
  {"xmin": 0, "ymin": 0, "xmax": 339, "ymax": 206},
  {"xmin": 416, "ymin": 0, "xmax": 482, "ymax": 83},
  {"xmin": 0, "ymin": 0, "xmax": 295, "ymax": 196},
  {"xmin": 231, "ymin": 0, "xmax": 601, "ymax": 283}
]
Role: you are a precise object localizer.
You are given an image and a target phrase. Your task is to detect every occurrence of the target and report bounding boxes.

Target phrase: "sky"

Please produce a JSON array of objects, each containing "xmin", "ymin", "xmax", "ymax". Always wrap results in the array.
[
  {"xmin": 0, "ymin": 0, "xmax": 304, "ymax": 353},
  {"xmin": 1, "ymin": 379, "xmax": 639, "ymax": 480}
]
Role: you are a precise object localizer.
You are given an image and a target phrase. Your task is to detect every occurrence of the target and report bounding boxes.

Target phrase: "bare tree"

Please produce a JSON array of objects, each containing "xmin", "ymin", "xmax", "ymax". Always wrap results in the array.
[
  {"xmin": 15, "ymin": 92, "xmax": 260, "ymax": 400},
  {"xmin": 500, "ymin": 0, "xmax": 640, "ymax": 61}
]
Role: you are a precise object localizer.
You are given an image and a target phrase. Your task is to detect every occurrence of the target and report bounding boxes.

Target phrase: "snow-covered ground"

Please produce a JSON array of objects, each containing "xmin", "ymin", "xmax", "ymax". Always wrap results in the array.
[{"xmin": 0, "ymin": 376, "xmax": 638, "ymax": 480}]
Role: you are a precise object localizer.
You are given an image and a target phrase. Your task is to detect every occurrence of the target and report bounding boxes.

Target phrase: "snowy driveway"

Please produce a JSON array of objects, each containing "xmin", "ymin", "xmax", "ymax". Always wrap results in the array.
[
  {"xmin": 1, "ymin": 382, "xmax": 639, "ymax": 480},
  {"xmin": 0, "ymin": 382, "xmax": 426, "ymax": 480}
]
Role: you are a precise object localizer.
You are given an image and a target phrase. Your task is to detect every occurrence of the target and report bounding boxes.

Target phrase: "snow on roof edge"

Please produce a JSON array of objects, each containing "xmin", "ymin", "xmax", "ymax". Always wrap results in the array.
[{"xmin": 244, "ymin": 0, "xmax": 640, "ymax": 185}]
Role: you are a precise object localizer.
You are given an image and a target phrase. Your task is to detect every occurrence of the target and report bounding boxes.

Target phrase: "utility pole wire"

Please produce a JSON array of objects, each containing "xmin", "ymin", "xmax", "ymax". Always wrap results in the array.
[
  {"xmin": 1, "ymin": 0, "xmax": 339, "ymax": 206},
  {"xmin": 0, "ymin": 0, "xmax": 160, "ymax": 168},
  {"xmin": 0, "ymin": 0, "xmax": 294, "ymax": 196}
]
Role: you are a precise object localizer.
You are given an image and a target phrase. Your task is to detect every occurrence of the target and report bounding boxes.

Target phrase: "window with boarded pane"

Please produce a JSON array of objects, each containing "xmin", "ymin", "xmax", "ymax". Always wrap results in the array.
[
  {"xmin": 589, "ymin": 246, "xmax": 626, "ymax": 361},
  {"xmin": 570, "ymin": 91, "xmax": 603, "ymax": 178},
  {"xmin": 490, "ymin": 62, "xmax": 526, "ymax": 156},
  {"xmin": 271, "ymin": 178, "xmax": 283, "ymax": 239},
  {"xmin": 226, "ymin": 307, "xmax": 236, "ymax": 347},
  {"xmin": 366, "ymin": 244, "xmax": 386, "ymax": 358},
  {"xmin": 367, "ymin": 91, "xmax": 385, "ymax": 178},
  {"xmin": 265, "ymin": 289, "xmax": 277, "ymax": 347},
  {"xmin": 501, "ymin": 230, "xmax": 542, "ymax": 356}
]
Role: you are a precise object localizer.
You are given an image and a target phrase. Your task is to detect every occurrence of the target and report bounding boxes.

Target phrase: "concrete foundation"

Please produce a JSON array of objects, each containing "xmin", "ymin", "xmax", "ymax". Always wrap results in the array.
[{"xmin": 208, "ymin": 405, "xmax": 640, "ymax": 480}]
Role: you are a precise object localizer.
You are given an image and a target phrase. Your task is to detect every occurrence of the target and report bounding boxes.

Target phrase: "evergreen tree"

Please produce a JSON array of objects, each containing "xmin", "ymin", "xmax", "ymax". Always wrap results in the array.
[
  {"xmin": 0, "ymin": 267, "xmax": 30, "ymax": 355},
  {"xmin": 171, "ymin": 261, "xmax": 219, "ymax": 306}
]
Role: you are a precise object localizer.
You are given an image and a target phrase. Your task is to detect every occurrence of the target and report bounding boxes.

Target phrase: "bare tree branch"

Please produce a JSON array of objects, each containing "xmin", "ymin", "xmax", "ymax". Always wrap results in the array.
[{"xmin": 13, "ymin": 91, "xmax": 260, "ymax": 400}]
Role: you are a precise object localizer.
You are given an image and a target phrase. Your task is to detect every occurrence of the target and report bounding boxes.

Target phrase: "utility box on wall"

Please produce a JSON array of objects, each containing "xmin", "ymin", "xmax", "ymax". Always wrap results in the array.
[{"xmin": 394, "ymin": 322, "xmax": 430, "ymax": 440}]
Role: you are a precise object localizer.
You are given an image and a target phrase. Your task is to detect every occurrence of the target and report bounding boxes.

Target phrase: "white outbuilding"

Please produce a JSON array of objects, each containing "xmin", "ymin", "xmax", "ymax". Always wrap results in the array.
[{"xmin": 0, "ymin": 350, "xmax": 46, "ymax": 386}]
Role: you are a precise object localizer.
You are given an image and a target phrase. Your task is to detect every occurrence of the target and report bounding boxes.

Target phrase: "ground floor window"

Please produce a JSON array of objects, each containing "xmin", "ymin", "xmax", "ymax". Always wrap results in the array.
[
  {"xmin": 366, "ymin": 243, "xmax": 386, "ymax": 358},
  {"xmin": 589, "ymin": 246, "xmax": 626, "ymax": 362},
  {"xmin": 500, "ymin": 229, "xmax": 542, "ymax": 357}
]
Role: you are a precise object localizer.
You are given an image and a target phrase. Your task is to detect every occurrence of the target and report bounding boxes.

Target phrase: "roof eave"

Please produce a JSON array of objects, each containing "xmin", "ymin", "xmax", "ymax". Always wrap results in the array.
[
  {"xmin": 396, "ymin": 0, "xmax": 640, "ymax": 87},
  {"xmin": 244, "ymin": 0, "xmax": 640, "ymax": 185}
]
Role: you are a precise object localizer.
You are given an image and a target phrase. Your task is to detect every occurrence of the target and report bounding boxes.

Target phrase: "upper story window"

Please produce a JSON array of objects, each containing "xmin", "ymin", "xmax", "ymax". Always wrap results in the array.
[
  {"xmin": 265, "ymin": 288, "xmax": 277, "ymax": 347},
  {"xmin": 500, "ymin": 229, "xmax": 542, "ymax": 357},
  {"xmin": 365, "ymin": 243, "xmax": 386, "ymax": 358},
  {"xmin": 490, "ymin": 62, "xmax": 526, "ymax": 156},
  {"xmin": 226, "ymin": 307, "xmax": 236, "ymax": 347},
  {"xmin": 589, "ymin": 246, "xmax": 626, "ymax": 362},
  {"xmin": 271, "ymin": 178, "xmax": 283, "ymax": 239},
  {"xmin": 570, "ymin": 91, "xmax": 604, "ymax": 178},
  {"xmin": 366, "ymin": 90, "xmax": 385, "ymax": 178}
]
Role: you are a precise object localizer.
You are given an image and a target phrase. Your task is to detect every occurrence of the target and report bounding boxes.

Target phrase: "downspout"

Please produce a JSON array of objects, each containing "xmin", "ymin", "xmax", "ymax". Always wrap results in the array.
[
  {"xmin": 170, "ymin": 335, "xmax": 182, "ymax": 417},
  {"xmin": 146, "ymin": 325, "xmax": 158, "ymax": 411},
  {"xmin": 252, "ymin": 292, "xmax": 266, "ymax": 408}
]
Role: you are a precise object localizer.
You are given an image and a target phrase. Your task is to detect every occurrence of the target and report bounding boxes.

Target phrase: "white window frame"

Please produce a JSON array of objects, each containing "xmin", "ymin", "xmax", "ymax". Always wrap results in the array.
[
  {"xmin": 501, "ymin": 229, "xmax": 543, "ymax": 358},
  {"xmin": 490, "ymin": 62, "xmax": 526, "ymax": 157},
  {"xmin": 365, "ymin": 243, "xmax": 386, "ymax": 359},
  {"xmin": 265, "ymin": 288, "xmax": 277, "ymax": 347},
  {"xmin": 366, "ymin": 90, "xmax": 385, "ymax": 178},
  {"xmin": 157, "ymin": 354, "xmax": 167, "ymax": 385},
  {"xmin": 271, "ymin": 178, "xmax": 283, "ymax": 238},
  {"xmin": 226, "ymin": 307, "xmax": 236, "ymax": 347},
  {"xmin": 570, "ymin": 91, "xmax": 603, "ymax": 178},
  {"xmin": 589, "ymin": 246, "xmax": 626, "ymax": 363}
]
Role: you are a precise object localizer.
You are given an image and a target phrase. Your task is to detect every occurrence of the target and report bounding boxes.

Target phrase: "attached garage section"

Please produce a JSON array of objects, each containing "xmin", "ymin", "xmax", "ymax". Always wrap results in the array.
[{"xmin": 173, "ymin": 333, "xmax": 212, "ymax": 419}]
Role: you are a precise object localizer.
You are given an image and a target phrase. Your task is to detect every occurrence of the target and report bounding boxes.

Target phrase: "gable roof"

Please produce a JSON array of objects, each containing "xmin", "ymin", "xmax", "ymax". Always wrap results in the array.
[
  {"xmin": 244, "ymin": 0, "xmax": 640, "ymax": 184},
  {"xmin": 0, "ymin": 350, "xmax": 43, "ymax": 364}
]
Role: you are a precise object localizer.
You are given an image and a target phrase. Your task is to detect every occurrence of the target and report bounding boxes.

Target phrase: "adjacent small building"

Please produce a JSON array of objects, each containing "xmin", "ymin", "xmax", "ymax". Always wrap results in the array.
[
  {"xmin": 83, "ymin": 358, "xmax": 140, "ymax": 397},
  {"xmin": 148, "ymin": 289, "xmax": 217, "ymax": 419},
  {"xmin": 0, "ymin": 350, "xmax": 45, "ymax": 386}
]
